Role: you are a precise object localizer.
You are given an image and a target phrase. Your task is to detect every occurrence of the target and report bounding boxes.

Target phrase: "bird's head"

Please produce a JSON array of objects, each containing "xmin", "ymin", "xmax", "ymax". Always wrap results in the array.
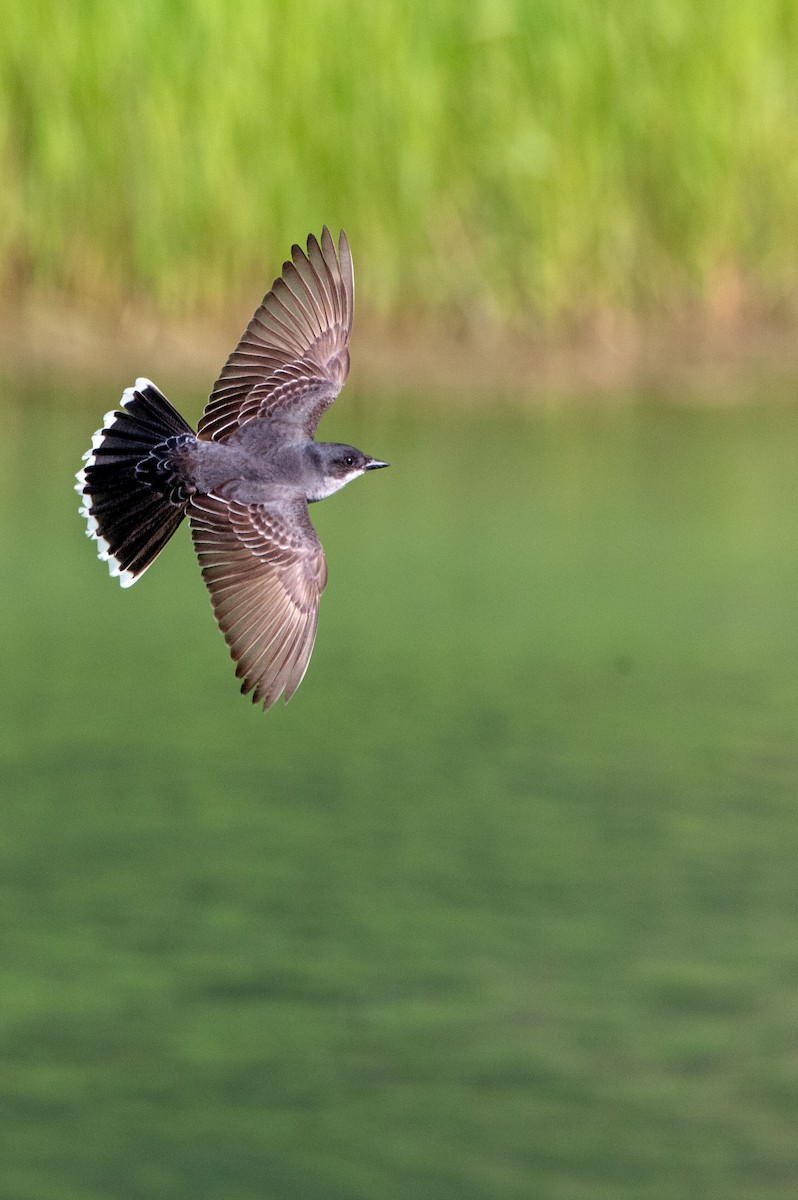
[{"xmin": 309, "ymin": 443, "xmax": 389, "ymax": 500}]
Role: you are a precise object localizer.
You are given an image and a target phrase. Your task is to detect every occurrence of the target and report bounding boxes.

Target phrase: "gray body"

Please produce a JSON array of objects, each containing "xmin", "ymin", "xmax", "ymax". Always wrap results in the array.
[{"xmin": 180, "ymin": 424, "xmax": 386, "ymax": 505}]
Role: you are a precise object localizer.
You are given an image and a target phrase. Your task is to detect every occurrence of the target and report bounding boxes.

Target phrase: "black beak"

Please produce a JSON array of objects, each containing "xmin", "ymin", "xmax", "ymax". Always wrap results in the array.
[{"xmin": 365, "ymin": 459, "xmax": 390, "ymax": 470}]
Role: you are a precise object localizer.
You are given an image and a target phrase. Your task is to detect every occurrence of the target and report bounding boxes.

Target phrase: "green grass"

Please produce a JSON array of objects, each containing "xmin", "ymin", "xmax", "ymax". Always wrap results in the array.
[
  {"xmin": 3, "ymin": 2, "xmax": 798, "ymax": 328},
  {"xmin": 3, "ymin": 379, "xmax": 798, "ymax": 1196}
]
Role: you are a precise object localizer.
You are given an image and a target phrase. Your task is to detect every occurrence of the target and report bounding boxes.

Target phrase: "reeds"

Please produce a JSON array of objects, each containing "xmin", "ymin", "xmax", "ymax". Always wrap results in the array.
[{"xmin": 3, "ymin": 1, "xmax": 798, "ymax": 328}]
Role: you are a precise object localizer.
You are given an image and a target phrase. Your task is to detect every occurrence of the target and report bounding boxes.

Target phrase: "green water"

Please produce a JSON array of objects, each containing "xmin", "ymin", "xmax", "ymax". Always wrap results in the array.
[{"xmin": 3, "ymin": 380, "xmax": 798, "ymax": 1199}]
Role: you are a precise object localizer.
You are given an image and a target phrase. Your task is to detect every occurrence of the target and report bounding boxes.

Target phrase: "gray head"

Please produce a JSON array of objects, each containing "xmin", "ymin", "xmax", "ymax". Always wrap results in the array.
[{"xmin": 309, "ymin": 442, "xmax": 389, "ymax": 501}]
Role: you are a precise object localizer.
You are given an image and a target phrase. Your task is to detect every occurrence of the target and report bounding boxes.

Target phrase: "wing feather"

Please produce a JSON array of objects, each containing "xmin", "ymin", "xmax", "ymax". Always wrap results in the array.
[
  {"xmin": 198, "ymin": 228, "xmax": 354, "ymax": 442},
  {"xmin": 189, "ymin": 493, "xmax": 327, "ymax": 709}
]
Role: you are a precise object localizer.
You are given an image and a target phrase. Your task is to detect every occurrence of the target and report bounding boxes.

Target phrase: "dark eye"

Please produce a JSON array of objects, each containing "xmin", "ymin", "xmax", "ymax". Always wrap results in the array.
[{"xmin": 344, "ymin": 455, "xmax": 355, "ymax": 467}]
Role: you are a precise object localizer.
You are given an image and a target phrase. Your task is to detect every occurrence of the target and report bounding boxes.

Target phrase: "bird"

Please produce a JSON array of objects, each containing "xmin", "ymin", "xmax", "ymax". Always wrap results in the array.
[{"xmin": 75, "ymin": 228, "xmax": 388, "ymax": 710}]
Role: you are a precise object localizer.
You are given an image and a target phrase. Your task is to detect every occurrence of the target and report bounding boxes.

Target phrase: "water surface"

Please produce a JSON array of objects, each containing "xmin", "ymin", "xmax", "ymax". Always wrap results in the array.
[{"xmin": 3, "ymin": 380, "xmax": 798, "ymax": 1199}]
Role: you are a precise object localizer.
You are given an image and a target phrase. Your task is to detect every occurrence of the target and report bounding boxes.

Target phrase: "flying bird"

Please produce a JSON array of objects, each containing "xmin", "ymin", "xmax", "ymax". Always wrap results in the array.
[{"xmin": 76, "ymin": 229, "xmax": 387, "ymax": 709}]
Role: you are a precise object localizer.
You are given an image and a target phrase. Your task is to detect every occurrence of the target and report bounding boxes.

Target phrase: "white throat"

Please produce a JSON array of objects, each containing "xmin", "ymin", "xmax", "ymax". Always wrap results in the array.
[{"xmin": 307, "ymin": 469, "xmax": 362, "ymax": 502}]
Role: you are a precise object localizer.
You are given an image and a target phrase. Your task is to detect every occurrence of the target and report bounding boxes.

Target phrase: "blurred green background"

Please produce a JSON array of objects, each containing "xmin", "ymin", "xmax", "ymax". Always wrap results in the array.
[
  {"xmin": 4, "ymin": 4, "xmax": 798, "ymax": 1199},
  {"xmin": 4, "ymin": 0, "xmax": 798, "ymax": 326}
]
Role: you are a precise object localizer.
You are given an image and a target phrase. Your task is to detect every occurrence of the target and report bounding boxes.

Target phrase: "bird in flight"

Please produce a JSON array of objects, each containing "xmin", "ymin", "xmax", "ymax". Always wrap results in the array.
[{"xmin": 76, "ymin": 229, "xmax": 388, "ymax": 710}]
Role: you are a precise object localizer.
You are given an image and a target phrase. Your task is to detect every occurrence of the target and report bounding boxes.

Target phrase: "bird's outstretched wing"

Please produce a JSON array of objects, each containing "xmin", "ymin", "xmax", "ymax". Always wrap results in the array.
[
  {"xmin": 189, "ymin": 493, "xmax": 328, "ymax": 709},
  {"xmin": 197, "ymin": 228, "xmax": 354, "ymax": 443}
]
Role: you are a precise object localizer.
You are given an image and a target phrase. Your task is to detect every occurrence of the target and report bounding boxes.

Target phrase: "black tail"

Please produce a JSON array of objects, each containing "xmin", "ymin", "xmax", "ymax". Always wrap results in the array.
[{"xmin": 75, "ymin": 378, "xmax": 195, "ymax": 587}]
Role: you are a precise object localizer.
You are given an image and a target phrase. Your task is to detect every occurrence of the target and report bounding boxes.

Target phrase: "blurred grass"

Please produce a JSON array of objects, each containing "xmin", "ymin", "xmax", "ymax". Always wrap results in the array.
[
  {"xmin": 3, "ymin": 2, "xmax": 798, "ymax": 330},
  {"xmin": 3, "ymin": 379, "xmax": 798, "ymax": 1196}
]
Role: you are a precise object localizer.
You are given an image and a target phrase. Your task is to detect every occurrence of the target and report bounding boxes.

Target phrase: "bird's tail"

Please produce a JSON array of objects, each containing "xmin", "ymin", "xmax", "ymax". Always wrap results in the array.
[{"xmin": 75, "ymin": 378, "xmax": 196, "ymax": 587}]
